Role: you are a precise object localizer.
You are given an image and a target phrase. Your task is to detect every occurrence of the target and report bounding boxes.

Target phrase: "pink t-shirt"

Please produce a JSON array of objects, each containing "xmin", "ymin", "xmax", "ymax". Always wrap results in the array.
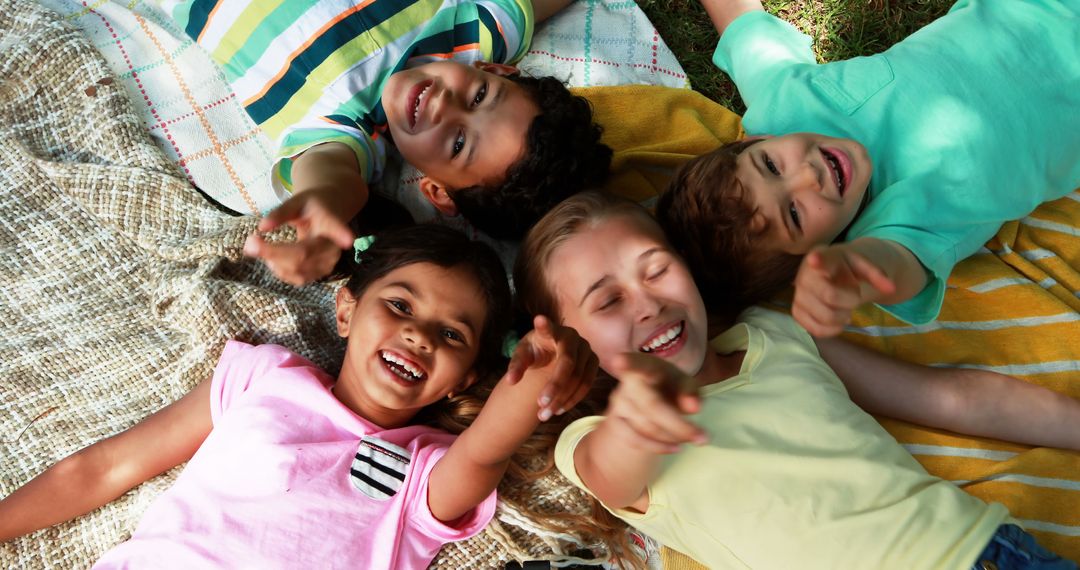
[{"xmin": 95, "ymin": 341, "xmax": 495, "ymax": 569}]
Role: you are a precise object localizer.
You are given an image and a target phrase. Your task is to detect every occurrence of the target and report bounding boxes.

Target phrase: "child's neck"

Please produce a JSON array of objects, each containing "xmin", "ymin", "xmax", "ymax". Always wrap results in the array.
[
  {"xmin": 695, "ymin": 347, "xmax": 745, "ymax": 388},
  {"xmin": 331, "ymin": 375, "xmax": 416, "ymax": 430}
]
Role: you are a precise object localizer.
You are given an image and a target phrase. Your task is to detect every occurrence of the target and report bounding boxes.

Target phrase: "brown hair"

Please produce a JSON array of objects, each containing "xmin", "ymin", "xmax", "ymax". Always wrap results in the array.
[
  {"xmin": 657, "ymin": 139, "xmax": 802, "ymax": 319},
  {"xmin": 512, "ymin": 190, "xmax": 660, "ymax": 567},
  {"xmin": 515, "ymin": 190, "xmax": 654, "ymax": 323}
]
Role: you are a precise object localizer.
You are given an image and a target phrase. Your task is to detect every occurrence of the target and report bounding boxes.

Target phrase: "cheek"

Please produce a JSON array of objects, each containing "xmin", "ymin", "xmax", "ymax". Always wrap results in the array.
[{"xmin": 578, "ymin": 319, "xmax": 629, "ymax": 366}]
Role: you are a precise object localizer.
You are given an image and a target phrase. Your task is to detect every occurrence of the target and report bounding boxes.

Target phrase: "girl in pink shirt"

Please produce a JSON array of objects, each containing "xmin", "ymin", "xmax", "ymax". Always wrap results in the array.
[{"xmin": 0, "ymin": 224, "xmax": 596, "ymax": 569}]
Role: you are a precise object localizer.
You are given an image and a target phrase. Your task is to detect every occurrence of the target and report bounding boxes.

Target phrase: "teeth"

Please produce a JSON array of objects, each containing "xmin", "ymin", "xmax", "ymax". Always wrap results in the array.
[
  {"xmin": 640, "ymin": 323, "xmax": 683, "ymax": 353},
  {"xmin": 380, "ymin": 351, "xmax": 425, "ymax": 381},
  {"xmin": 412, "ymin": 85, "xmax": 430, "ymax": 123},
  {"xmin": 824, "ymin": 151, "xmax": 844, "ymax": 192}
]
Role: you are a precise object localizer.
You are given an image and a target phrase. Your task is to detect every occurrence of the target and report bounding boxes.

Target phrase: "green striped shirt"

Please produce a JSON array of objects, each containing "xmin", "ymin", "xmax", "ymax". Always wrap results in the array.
[{"xmin": 166, "ymin": 0, "xmax": 533, "ymax": 191}]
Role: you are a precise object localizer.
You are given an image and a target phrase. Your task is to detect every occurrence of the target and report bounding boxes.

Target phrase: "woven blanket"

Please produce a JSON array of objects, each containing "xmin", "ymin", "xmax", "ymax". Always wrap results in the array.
[{"xmin": 0, "ymin": 2, "xmax": 616, "ymax": 568}]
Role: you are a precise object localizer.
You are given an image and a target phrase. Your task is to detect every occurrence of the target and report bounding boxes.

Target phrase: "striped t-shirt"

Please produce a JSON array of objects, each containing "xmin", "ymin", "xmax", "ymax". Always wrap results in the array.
[{"xmin": 165, "ymin": 0, "xmax": 533, "ymax": 192}]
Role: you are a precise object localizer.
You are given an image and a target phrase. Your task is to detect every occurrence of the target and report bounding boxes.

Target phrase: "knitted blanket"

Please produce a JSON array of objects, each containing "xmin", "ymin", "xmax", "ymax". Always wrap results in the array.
[{"xmin": 0, "ymin": 2, "xmax": 604, "ymax": 568}]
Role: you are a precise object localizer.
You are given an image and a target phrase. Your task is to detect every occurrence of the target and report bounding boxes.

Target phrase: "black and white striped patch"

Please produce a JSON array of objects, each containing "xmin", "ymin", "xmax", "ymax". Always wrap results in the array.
[{"xmin": 349, "ymin": 437, "xmax": 410, "ymax": 500}]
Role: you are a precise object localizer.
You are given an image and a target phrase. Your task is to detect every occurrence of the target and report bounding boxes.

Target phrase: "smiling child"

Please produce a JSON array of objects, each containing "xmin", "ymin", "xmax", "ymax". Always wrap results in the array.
[
  {"xmin": 658, "ymin": 0, "xmax": 1080, "ymax": 333},
  {"xmin": 163, "ymin": 0, "xmax": 612, "ymax": 284}
]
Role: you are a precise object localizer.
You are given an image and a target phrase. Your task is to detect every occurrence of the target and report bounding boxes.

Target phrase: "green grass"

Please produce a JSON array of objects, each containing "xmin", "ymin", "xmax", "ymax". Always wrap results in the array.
[{"xmin": 636, "ymin": 0, "xmax": 953, "ymax": 113}]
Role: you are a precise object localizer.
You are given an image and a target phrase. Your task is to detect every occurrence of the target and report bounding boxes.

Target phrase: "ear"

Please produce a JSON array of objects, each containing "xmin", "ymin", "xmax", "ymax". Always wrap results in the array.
[
  {"xmin": 452, "ymin": 370, "xmax": 479, "ymax": 397},
  {"xmin": 335, "ymin": 287, "xmax": 357, "ymax": 338},
  {"xmin": 472, "ymin": 60, "xmax": 519, "ymax": 77},
  {"xmin": 419, "ymin": 177, "xmax": 459, "ymax": 217}
]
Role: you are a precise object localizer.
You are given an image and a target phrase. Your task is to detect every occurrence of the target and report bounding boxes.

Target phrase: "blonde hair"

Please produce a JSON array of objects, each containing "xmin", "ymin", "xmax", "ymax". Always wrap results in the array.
[{"xmin": 512, "ymin": 190, "xmax": 653, "ymax": 566}]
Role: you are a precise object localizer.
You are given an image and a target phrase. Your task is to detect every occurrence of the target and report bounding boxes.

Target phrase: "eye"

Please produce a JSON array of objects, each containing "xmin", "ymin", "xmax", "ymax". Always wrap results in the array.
[
  {"xmin": 442, "ymin": 328, "xmax": 466, "ymax": 343},
  {"xmin": 763, "ymin": 153, "xmax": 780, "ymax": 175},
  {"xmin": 386, "ymin": 299, "xmax": 411, "ymax": 314},
  {"xmin": 471, "ymin": 82, "xmax": 488, "ymax": 107},
  {"xmin": 788, "ymin": 202, "xmax": 802, "ymax": 230},
  {"xmin": 646, "ymin": 265, "xmax": 669, "ymax": 281},
  {"xmin": 597, "ymin": 295, "xmax": 621, "ymax": 311},
  {"xmin": 452, "ymin": 129, "xmax": 465, "ymax": 158}
]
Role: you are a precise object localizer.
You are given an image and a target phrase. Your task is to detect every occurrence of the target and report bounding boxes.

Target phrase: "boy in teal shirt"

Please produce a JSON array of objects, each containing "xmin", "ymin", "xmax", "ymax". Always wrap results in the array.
[
  {"xmin": 166, "ymin": 0, "xmax": 611, "ymax": 284},
  {"xmin": 658, "ymin": 0, "xmax": 1080, "ymax": 332}
]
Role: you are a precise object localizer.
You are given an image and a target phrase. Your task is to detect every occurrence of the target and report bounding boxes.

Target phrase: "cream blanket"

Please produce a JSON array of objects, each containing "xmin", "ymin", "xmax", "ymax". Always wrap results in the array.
[{"xmin": 0, "ymin": 2, "xmax": 599, "ymax": 567}]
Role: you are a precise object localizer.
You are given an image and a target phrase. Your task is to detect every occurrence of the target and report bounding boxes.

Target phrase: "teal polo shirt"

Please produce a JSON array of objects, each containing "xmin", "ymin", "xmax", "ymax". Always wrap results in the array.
[{"xmin": 713, "ymin": 0, "xmax": 1080, "ymax": 324}]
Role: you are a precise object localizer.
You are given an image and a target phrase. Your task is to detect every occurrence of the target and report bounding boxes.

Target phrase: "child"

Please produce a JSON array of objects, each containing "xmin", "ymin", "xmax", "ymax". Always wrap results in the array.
[
  {"xmin": 162, "ymin": 0, "xmax": 613, "ymax": 284},
  {"xmin": 656, "ymin": 0, "xmax": 1080, "ymax": 334},
  {"xmin": 0, "ymin": 224, "xmax": 595, "ymax": 568},
  {"xmin": 515, "ymin": 191, "xmax": 1080, "ymax": 568}
]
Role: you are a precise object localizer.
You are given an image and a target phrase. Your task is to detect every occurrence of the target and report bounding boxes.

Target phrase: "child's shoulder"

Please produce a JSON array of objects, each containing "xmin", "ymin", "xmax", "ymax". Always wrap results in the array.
[{"xmin": 732, "ymin": 306, "xmax": 817, "ymax": 353}]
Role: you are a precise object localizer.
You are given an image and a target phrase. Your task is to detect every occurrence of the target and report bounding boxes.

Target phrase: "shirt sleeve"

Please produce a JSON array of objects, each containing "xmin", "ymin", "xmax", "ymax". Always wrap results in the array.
[
  {"xmin": 272, "ymin": 121, "xmax": 386, "ymax": 194},
  {"xmin": 407, "ymin": 439, "xmax": 497, "ymax": 543},
  {"xmin": 209, "ymin": 342, "xmax": 305, "ymax": 424},
  {"xmin": 712, "ymin": 10, "xmax": 815, "ymax": 113},
  {"xmin": 474, "ymin": 0, "xmax": 534, "ymax": 64}
]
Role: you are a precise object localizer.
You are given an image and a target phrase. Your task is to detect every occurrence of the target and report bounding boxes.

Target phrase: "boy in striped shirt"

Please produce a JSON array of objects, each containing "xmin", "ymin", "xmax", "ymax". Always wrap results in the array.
[{"xmin": 165, "ymin": 0, "xmax": 611, "ymax": 284}]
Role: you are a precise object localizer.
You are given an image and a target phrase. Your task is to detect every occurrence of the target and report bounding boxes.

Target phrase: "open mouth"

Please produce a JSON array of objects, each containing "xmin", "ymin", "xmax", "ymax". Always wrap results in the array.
[
  {"xmin": 379, "ymin": 350, "xmax": 427, "ymax": 383},
  {"xmin": 640, "ymin": 321, "xmax": 685, "ymax": 354},
  {"xmin": 406, "ymin": 80, "xmax": 434, "ymax": 131},
  {"xmin": 821, "ymin": 148, "xmax": 848, "ymax": 197}
]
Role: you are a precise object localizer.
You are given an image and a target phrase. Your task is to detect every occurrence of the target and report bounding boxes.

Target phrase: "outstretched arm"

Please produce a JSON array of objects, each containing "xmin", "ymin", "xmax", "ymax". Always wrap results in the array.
[
  {"xmin": 816, "ymin": 337, "xmax": 1080, "ymax": 450},
  {"xmin": 427, "ymin": 317, "xmax": 597, "ymax": 523},
  {"xmin": 698, "ymin": 0, "xmax": 763, "ymax": 37},
  {"xmin": 0, "ymin": 379, "xmax": 213, "ymax": 542},
  {"xmin": 793, "ymin": 237, "xmax": 928, "ymax": 337},
  {"xmin": 244, "ymin": 142, "xmax": 366, "ymax": 285},
  {"xmin": 572, "ymin": 353, "xmax": 706, "ymax": 513}
]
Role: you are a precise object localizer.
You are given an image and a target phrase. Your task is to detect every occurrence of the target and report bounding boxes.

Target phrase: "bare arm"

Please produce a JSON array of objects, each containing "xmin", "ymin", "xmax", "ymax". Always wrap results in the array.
[
  {"xmin": 245, "ymin": 142, "xmax": 367, "ymax": 285},
  {"xmin": 793, "ymin": 237, "xmax": 928, "ymax": 337},
  {"xmin": 572, "ymin": 353, "xmax": 705, "ymax": 512},
  {"xmin": 427, "ymin": 318, "xmax": 597, "ymax": 523},
  {"xmin": 697, "ymin": 0, "xmax": 763, "ymax": 37},
  {"xmin": 844, "ymin": 237, "xmax": 928, "ymax": 307},
  {"xmin": 0, "ymin": 379, "xmax": 213, "ymax": 542},
  {"xmin": 816, "ymin": 337, "xmax": 1080, "ymax": 450}
]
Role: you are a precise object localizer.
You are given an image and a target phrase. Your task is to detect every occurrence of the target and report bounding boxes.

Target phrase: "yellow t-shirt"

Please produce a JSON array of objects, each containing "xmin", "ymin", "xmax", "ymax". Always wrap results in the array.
[{"xmin": 554, "ymin": 307, "xmax": 1007, "ymax": 569}]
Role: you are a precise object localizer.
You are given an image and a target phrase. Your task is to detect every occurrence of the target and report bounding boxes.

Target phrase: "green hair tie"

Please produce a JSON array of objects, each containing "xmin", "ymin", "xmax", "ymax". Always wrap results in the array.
[
  {"xmin": 353, "ymin": 235, "xmax": 376, "ymax": 263},
  {"xmin": 501, "ymin": 331, "xmax": 520, "ymax": 359}
]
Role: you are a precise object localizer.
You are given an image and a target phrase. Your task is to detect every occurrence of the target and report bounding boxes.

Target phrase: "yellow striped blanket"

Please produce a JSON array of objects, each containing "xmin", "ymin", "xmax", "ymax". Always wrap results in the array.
[{"xmin": 578, "ymin": 84, "xmax": 1080, "ymax": 566}]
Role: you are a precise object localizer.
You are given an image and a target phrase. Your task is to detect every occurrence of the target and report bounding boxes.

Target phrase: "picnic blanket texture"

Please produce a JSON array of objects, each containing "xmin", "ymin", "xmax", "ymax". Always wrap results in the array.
[{"xmin": 7, "ymin": 0, "xmax": 1080, "ymax": 569}]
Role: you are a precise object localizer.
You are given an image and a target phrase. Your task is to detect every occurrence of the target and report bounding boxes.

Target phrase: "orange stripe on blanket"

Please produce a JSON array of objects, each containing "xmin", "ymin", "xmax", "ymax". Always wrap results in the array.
[{"xmin": 137, "ymin": 12, "xmax": 260, "ymax": 214}]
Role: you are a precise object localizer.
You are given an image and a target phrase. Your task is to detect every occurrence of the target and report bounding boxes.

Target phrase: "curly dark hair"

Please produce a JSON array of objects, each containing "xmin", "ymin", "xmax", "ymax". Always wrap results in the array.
[
  {"xmin": 448, "ymin": 75, "xmax": 613, "ymax": 240},
  {"xmin": 657, "ymin": 139, "xmax": 802, "ymax": 319}
]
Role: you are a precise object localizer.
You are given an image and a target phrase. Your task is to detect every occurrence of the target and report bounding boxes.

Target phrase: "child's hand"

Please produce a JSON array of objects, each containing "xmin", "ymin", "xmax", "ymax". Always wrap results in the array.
[
  {"xmin": 792, "ymin": 244, "xmax": 896, "ymax": 337},
  {"xmin": 243, "ymin": 189, "xmax": 355, "ymax": 285},
  {"xmin": 502, "ymin": 315, "xmax": 598, "ymax": 422},
  {"xmin": 604, "ymin": 352, "xmax": 707, "ymax": 454}
]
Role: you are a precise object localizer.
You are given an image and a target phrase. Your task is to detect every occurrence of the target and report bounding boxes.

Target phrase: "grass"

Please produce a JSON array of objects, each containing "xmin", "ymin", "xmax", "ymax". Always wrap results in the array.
[{"xmin": 635, "ymin": 0, "xmax": 954, "ymax": 113}]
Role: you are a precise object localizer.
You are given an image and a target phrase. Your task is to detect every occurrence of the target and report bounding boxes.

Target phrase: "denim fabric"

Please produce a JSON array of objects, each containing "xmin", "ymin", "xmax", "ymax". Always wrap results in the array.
[{"xmin": 971, "ymin": 524, "xmax": 1078, "ymax": 570}]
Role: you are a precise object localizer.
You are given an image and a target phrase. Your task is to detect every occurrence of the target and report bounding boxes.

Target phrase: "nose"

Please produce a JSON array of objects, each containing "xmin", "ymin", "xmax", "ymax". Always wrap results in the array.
[
  {"xmin": 786, "ymin": 162, "xmax": 822, "ymax": 196},
  {"xmin": 428, "ymin": 86, "xmax": 462, "ymax": 126},
  {"xmin": 402, "ymin": 323, "xmax": 434, "ymax": 352},
  {"xmin": 631, "ymin": 290, "xmax": 663, "ymax": 323}
]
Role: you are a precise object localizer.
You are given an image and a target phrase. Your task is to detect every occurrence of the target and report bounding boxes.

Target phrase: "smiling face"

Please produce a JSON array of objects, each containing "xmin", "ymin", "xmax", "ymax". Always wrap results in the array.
[
  {"xmin": 334, "ymin": 262, "xmax": 488, "ymax": 428},
  {"xmin": 382, "ymin": 60, "xmax": 539, "ymax": 192},
  {"xmin": 546, "ymin": 212, "xmax": 711, "ymax": 377},
  {"xmin": 734, "ymin": 133, "xmax": 872, "ymax": 255}
]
